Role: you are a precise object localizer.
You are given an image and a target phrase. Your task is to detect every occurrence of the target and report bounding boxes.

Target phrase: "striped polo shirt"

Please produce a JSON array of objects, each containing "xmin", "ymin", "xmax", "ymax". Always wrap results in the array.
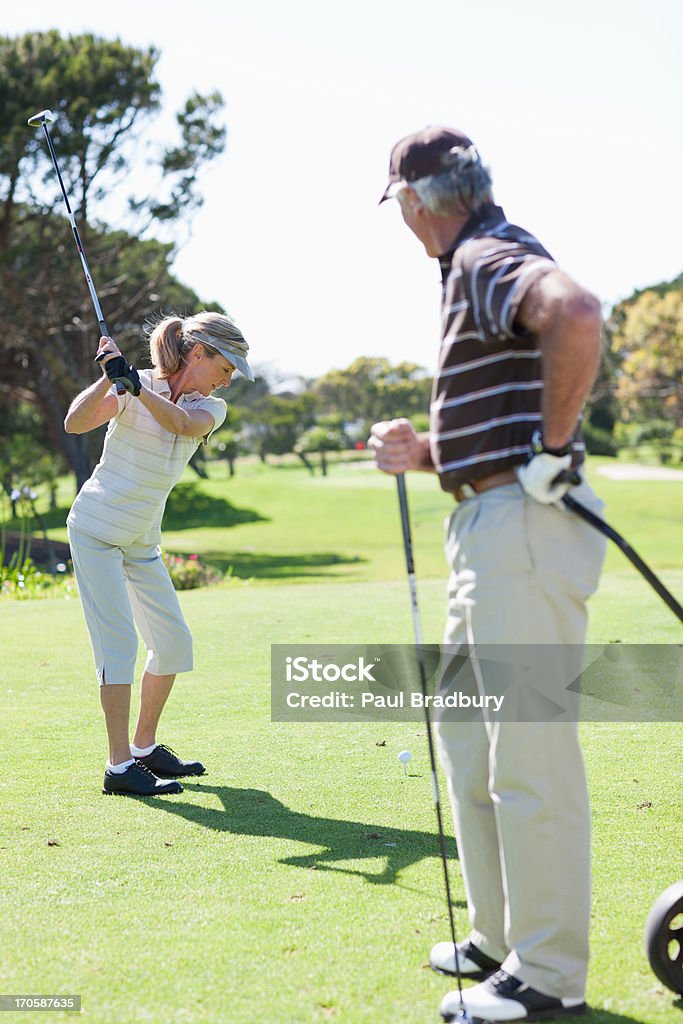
[
  {"xmin": 67, "ymin": 370, "xmax": 227, "ymax": 547},
  {"xmin": 431, "ymin": 203, "xmax": 585, "ymax": 494}
]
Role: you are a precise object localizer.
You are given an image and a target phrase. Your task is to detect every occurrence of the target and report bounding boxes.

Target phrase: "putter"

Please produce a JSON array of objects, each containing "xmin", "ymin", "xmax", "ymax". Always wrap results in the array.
[
  {"xmin": 27, "ymin": 108, "xmax": 124, "ymax": 394},
  {"xmin": 557, "ymin": 472, "xmax": 683, "ymax": 623},
  {"xmin": 396, "ymin": 474, "xmax": 471, "ymax": 1024}
]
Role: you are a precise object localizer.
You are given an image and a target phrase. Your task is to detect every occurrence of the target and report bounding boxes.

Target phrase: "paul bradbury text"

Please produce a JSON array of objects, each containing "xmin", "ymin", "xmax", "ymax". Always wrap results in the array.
[{"xmin": 284, "ymin": 691, "xmax": 504, "ymax": 712}]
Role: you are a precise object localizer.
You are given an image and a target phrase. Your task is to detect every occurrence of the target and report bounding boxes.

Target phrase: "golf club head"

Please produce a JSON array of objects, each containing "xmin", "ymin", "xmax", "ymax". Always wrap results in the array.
[
  {"xmin": 442, "ymin": 1010, "xmax": 472, "ymax": 1024},
  {"xmin": 27, "ymin": 109, "xmax": 56, "ymax": 127}
]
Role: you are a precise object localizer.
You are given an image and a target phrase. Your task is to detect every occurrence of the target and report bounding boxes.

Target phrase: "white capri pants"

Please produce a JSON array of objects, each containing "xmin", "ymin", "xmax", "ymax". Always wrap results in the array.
[{"xmin": 68, "ymin": 526, "xmax": 193, "ymax": 686}]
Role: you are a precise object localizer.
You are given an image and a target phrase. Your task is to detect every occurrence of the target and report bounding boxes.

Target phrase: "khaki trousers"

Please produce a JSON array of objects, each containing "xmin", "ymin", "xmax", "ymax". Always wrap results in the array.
[
  {"xmin": 435, "ymin": 481, "xmax": 606, "ymax": 999},
  {"xmin": 68, "ymin": 526, "xmax": 193, "ymax": 686}
]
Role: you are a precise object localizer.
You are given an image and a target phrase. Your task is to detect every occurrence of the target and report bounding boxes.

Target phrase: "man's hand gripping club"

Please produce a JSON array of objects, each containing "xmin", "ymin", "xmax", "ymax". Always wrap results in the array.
[
  {"xmin": 368, "ymin": 418, "xmax": 431, "ymax": 475},
  {"xmin": 517, "ymin": 429, "xmax": 581, "ymax": 505}
]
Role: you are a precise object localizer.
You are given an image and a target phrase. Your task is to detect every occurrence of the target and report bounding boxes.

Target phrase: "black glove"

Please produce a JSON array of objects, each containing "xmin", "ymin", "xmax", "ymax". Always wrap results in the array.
[{"xmin": 102, "ymin": 356, "xmax": 141, "ymax": 397}]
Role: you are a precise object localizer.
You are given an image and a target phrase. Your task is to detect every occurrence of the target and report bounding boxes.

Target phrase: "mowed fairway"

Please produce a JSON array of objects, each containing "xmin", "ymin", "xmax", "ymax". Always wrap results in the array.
[{"xmin": 1, "ymin": 458, "xmax": 681, "ymax": 1024}]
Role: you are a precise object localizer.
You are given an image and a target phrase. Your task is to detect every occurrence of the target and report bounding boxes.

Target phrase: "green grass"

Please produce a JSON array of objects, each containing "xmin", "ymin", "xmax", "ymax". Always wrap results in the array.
[
  {"xmin": 1, "ymin": 459, "xmax": 681, "ymax": 1023},
  {"xmin": 38, "ymin": 455, "xmax": 683, "ymax": 586}
]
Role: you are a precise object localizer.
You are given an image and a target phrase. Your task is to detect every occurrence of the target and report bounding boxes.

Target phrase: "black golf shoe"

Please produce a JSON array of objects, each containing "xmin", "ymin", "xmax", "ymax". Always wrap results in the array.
[
  {"xmin": 440, "ymin": 969, "xmax": 587, "ymax": 1022},
  {"xmin": 103, "ymin": 761, "xmax": 183, "ymax": 796},
  {"xmin": 134, "ymin": 743, "xmax": 206, "ymax": 778},
  {"xmin": 430, "ymin": 938, "xmax": 503, "ymax": 979}
]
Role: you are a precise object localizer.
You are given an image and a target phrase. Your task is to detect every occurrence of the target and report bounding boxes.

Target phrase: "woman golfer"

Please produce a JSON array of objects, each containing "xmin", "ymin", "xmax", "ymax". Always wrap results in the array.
[{"xmin": 64, "ymin": 312, "xmax": 253, "ymax": 796}]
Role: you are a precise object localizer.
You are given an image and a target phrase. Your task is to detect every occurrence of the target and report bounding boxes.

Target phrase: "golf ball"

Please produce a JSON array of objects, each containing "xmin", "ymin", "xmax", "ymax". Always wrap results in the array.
[{"xmin": 398, "ymin": 750, "xmax": 412, "ymax": 765}]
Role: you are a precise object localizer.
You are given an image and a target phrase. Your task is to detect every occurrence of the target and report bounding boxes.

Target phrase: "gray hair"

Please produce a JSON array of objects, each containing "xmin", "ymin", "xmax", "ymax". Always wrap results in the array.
[{"xmin": 409, "ymin": 145, "xmax": 494, "ymax": 216}]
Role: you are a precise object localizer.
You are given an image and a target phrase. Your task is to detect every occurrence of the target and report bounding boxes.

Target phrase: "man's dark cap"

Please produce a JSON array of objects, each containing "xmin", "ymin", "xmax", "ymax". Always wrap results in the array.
[{"xmin": 379, "ymin": 125, "xmax": 475, "ymax": 204}]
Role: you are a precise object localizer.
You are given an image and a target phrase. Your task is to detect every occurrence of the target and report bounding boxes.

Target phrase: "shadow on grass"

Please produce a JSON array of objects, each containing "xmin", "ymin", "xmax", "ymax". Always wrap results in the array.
[
  {"xmin": 5, "ymin": 482, "xmax": 264, "ymax": 534},
  {"xmin": 146, "ymin": 783, "xmax": 462, "ymax": 890},
  {"xmin": 556, "ymin": 1011, "xmax": 680, "ymax": 1024},
  {"xmin": 161, "ymin": 481, "xmax": 265, "ymax": 530},
  {"xmin": 184, "ymin": 550, "xmax": 366, "ymax": 580}
]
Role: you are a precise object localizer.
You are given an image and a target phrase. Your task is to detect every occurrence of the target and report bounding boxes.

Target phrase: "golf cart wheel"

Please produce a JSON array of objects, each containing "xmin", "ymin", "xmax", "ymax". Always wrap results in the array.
[{"xmin": 644, "ymin": 880, "xmax": 683, "ymax": 995}]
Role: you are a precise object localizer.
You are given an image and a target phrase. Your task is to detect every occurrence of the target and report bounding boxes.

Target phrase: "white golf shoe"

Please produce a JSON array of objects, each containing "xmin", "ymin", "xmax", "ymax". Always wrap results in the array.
[
  {"xmin": 430, "ymin": 938, "xmax": 502, "ymax": 978},
  {"xmin": 440, "ymin": 969, "xmax": 587, "ymax": 1022}
]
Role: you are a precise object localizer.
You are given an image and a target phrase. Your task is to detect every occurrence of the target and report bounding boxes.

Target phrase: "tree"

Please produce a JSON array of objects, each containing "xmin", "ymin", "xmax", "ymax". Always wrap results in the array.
[
  {"xmin": 241, "ymin": 393, "xmax": 318, "ymax": 467},
  {"xmin": 1, "ymin": 218, "xmax": 215, "ymax": 487},
  {"xmin": 296, "ymin": 426, "xmax": 338, "ymax": 477},
  {"xmin": 0, "ymin": 31, "xmax": 227, "ymax": 489},
  {"xmin": 312, "ymin": 357, "xmax": 432, "ymax": 434},
  {"xmin": 609, "ymin": 287, "xmax": 683, "ymax": 425},
  {"xmin": 214, "ymin": 429, "xmax": 245, "ymax": 477},
  {"xmin": 0, "ymin": 398, "xmax": 68, "ymax": 506},
  {"xmin": 295, "ymin": 418, "xmax": 348, "ymax": 476},
  {"xmin": 212, "ymin": 407, "xmax": 246, "ymax": 477}
]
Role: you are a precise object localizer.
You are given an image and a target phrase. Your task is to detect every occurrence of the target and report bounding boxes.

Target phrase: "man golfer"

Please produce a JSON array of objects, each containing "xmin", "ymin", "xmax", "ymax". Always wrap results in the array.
[
  {"xmin": 369, "ymin": 127, "xmax": 606, "ymax": 1022},
  {"xmin": 65, "ymin": 312, "xmax": 253, "ymax": 797}
]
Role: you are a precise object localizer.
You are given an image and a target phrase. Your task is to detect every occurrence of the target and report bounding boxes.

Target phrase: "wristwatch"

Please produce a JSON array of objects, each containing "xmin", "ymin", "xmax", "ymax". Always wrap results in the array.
[{"xmin": 530, "ymin": 429, "xmax": 572, "ymax": 458}]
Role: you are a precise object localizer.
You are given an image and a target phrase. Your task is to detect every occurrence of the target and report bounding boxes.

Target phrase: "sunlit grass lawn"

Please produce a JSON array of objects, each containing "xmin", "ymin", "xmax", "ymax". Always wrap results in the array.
[
  {"xmin": 41, "ymin": 453, "xmax": 683, "ymax": 591},
  {"xmin": 42, "ymin": 453, "xmax": 683, "ymax": 640},
  {"xmin": 1, "ymin": 456, "xmax": 681, "ymax": 1023}
]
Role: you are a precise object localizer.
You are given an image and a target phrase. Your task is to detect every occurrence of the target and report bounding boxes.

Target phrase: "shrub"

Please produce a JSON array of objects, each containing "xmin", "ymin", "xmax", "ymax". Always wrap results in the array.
[
  {"xmin": 1, "ymin": 485, "xmax": 78, "ymax": 599},
  {"xmin": 582, "ymin": 422, "xmax": 619, "ymax": 457},
  {"xmin": 632, "ymin": 420, "xmax": 676, "ymax": 446},
  {"xmin": 163, "ymin": 552, "xmax": 224, "ymax": 590},
  {"xmin": 632, "ymin": 421, "xmax": 680, "ymax": 465},
  {"xmin": 0, "ymin": 558, "xmax": 77, "ymax": 600}
]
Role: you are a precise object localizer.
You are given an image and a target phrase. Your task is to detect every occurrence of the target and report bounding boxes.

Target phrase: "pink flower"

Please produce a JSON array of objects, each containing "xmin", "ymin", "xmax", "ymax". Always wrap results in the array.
[{"xmin": 189, "ymin": 554, "xmax": 199, "ymax": 561}]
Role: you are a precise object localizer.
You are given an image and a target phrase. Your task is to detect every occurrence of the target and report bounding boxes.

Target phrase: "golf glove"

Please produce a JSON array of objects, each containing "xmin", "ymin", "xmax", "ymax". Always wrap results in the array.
[
  {"xmin": 517, "ymin": 430, "xmax": 576, "ymax": 505},
  {"xmin": 103, "ymin": 356, "xmax": 142, "ymax": 397}
]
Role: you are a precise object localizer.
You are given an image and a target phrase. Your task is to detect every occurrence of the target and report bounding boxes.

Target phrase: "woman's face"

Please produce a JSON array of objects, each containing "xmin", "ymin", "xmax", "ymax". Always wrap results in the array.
[{"xmin": 187, "ymin": 344, "xmax": 236, "ymax": 396}]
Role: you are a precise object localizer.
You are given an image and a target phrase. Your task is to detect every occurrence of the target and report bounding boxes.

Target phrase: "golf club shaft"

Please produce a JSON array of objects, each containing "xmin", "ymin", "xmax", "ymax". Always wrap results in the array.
[
  {"xmin": 39, "ymin": 120, "xmax": 109, "ymax": 339},
  {"xmin": 562, "ymin": 493, "xmax": 683, "ymax": 623},
  {"xmin": 396, "ymin": 474, "xmax": 467, "ymax": 1006},
  {"xmin": 32, "ymin": 113, "xmax": 125, "ymax": 395}
]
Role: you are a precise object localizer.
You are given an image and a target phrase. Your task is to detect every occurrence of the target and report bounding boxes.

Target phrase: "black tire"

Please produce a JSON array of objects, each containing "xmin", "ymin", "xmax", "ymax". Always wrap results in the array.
[{"xmin": 644, "ymin": 881, "xmax": 683, "ymax": 995}]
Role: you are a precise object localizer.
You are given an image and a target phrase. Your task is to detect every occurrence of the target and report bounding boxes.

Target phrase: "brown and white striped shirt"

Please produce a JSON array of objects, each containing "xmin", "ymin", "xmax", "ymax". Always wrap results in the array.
[{"xmin": 430, "ymin": 204, "xmax": 585, "ymax": 493}]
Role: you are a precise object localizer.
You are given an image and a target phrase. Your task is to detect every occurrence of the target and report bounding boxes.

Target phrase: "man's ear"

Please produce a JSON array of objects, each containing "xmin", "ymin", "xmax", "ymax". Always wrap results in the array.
[{"xmin": 401, "ymin": 185, "xmax": 423, "ymax": 213}]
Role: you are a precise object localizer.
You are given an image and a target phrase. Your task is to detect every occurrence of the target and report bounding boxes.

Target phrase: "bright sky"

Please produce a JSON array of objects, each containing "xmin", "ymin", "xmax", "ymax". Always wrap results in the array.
[{"xmin": 7, "ymin": 0, "xmax": 683, "ymax": 379}]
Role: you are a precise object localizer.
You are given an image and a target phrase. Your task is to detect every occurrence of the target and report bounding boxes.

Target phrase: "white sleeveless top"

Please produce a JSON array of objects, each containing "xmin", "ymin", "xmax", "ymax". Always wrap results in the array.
[{"xmin": 67, "ymin": 370, "xmax": 227, "ymax": 547}]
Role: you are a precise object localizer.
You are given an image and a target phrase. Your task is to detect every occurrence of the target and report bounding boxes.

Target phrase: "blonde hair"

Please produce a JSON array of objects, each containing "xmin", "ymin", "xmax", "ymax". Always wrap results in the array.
[{"xmin": 147, "ymin": 312, "xmax": 249, "ymax": 379}]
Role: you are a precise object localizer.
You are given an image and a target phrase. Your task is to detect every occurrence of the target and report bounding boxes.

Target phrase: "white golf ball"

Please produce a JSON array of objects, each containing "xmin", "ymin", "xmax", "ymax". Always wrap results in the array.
[{"xmin": 398, "ymin": 750, "xmax": 412, "ymax": 764}]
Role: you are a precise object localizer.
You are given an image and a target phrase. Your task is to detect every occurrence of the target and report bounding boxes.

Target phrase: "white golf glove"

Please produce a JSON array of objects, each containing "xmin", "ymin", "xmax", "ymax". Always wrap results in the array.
[
  {"xmin": 517, "ymin": 452, "xmax": 573, "ymax": 504},
  {"xmin": 517, "ymin": 431, "xmax": 576, "ymax": 505}
]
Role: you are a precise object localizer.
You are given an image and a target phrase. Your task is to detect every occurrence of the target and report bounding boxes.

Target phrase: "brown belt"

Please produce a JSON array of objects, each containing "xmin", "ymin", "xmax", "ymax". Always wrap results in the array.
[{"xmin": 451, "ymin": 468, "xmax": 518, "ymax": 503}]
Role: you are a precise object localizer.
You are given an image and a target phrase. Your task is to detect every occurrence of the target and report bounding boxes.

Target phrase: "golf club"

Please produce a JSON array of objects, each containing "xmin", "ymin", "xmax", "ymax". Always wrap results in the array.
[
  {"xmin": 557, "ymin": 474, "xmax": 683, "ymax": 623},
  {"xmin": 27, "ymin": 108, "xmax": 124, "ymax": 394},
  {"xmin": 396, "ymin": 474, "xmax": 471, "ymax": 1024}
]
